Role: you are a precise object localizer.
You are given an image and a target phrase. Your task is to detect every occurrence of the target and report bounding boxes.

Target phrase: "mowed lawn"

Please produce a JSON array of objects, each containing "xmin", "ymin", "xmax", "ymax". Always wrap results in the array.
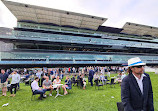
[{"xmin": 0, "ymin": 72, "xmax": 158, "ymax": 111}]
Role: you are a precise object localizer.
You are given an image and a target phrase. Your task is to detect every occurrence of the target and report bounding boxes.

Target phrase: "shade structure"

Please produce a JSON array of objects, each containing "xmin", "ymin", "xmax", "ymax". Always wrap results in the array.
[{"xmin": 2, "ymin": 0, "xmax": 107, "ymax": 30}]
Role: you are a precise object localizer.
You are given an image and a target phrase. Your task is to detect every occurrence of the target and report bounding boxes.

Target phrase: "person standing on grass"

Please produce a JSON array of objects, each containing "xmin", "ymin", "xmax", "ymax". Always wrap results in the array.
[
  {"xmin": 89, "ymin": 67, "xmax": 94, "ymax": 86},
  {"xmin": 9, "ymin": 70, "xmax": 20, "ymax": 97},
  {"xmin": 121, "ymin": 57, "xmax": 154, "ymax": 111},
  {"xmin": 0, "ymin": 69, "xmax": 8, "ymax": 96}
]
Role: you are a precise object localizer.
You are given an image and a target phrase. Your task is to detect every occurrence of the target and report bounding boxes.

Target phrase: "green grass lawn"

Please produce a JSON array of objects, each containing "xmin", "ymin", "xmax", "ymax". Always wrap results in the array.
[{"xmin": 0, "ymin": 72, "xmax": 158, "ymax": 111}]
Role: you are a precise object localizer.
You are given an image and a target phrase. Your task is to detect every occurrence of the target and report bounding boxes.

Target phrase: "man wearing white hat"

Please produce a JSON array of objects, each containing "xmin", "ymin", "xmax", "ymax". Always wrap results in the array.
[{"xmin": 121, "ymin": 57, "xmax": 154, "ymax": 111}]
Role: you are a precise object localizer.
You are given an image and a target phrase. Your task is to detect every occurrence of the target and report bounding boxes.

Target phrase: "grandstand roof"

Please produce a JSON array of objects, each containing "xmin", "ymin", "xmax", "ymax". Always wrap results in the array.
[
  {"xmin": 2, "ymin": 0, "xmax": 107, "ymax": 30},
  {"xmin": 121, "ymin": 22, "xmax": 158, "ymax": 37},
  {"xmin": 97, "ymin": 26, "xmax": 123, "ymax": 34}
]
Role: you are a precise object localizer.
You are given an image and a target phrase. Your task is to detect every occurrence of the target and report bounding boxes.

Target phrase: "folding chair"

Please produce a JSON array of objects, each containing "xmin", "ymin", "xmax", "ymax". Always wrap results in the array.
[
  {"xmin": 107, "ymin": 78, "xmax": 115, "ymax": 88},
  {"xmin": 77, "ymin": 79, "xmax": 82, "ymax": 89},
  {"xmin": 71, "ymin": 78, "xmax": 77, "ymax": 86},
  {"xmin": 94, "ymin": 79, "xmax": 103, "ymax": 90},
  {"xmin": 30, "ymin": 86, "xmax": 40, "ymax": 100},
  {"xmin": 24, "ymin": 78, "xmax": 30, "ymax": 85},
  {"xmin": 104, "ymin": 76, "xmax": 109, "ymax": 81},
  {"xmin": 117, "ymin": 102, "xmax": 124, "ymax": 111},
  {"xmin": 66, "ymin": 80, "xmax": 73, "ymax": 93}
]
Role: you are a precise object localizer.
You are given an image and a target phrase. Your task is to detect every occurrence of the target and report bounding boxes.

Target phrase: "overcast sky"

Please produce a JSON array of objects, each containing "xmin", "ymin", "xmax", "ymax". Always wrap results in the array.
[{"xmin": 0, "ymin": 0, "xmax": 158, "ymax": 29}]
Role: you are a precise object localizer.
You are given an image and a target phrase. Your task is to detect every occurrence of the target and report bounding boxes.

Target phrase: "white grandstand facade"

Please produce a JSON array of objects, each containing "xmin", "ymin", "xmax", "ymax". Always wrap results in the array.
[{"xmin": 1, "ymin": 0, "xmax": 158, "ymax": 68}]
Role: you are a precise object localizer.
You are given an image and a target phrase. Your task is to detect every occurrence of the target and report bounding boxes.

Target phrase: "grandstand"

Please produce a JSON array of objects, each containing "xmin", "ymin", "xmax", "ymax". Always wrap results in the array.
[{"xmin": 1, "ymin": 0, "xmax": 158, "ymax": 68}]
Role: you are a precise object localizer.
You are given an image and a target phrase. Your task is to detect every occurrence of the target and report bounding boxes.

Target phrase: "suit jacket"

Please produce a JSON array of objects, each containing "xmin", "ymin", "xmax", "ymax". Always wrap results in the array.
[
  {"xmin": 121, "ymin": 73, "xmax": 154, "ymax": 111},
  {"xmin": 89, "ymin": 70, "xmax": 94, "ymax": 78}
]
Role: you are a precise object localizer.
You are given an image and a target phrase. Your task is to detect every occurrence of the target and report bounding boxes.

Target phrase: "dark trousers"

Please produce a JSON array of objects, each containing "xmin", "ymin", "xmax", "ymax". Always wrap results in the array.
[
  {"xmin": 90, "ymin": 77, "xmax": 93, "ymax": 86},
  {"xmin": 17, "ymin": 83, "xmax": 20, "ymax": 89},
  {"xmin": 72, "ymin": 80, "xmax": 77, "ymax": 86},
  {"xmin": 10, "ymin": 83, "xmax": 17, "ymax": 94},
  {"xmin": 34, "ymin": 89, "xmax": 47, "ymax": 98}
]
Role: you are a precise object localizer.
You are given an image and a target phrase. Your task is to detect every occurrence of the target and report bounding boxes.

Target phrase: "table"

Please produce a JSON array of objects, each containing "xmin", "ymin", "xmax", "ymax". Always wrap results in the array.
[
  {"xmin": 52, "ymin": 84, "xmax": 63, "ymax": 98},
  {"xmin": 111, "ymin": 77, "xmax": 116, "ymax": 79},
  {"xmin": 20, "ymin": 77, "xmax": 26, "ymax": 83}
]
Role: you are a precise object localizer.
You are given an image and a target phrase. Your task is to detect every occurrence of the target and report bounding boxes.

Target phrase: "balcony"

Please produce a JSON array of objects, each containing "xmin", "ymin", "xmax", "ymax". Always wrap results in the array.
[{"xmin": 1, "ymin": 51, "xmax": 158, "ymax": 65}]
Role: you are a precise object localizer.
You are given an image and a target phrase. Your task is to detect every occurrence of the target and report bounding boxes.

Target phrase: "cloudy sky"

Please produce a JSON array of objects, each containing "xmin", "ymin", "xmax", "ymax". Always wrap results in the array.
[{"xmin": 0, "ymin": 0, "xmax": 158, "ymax": 29}]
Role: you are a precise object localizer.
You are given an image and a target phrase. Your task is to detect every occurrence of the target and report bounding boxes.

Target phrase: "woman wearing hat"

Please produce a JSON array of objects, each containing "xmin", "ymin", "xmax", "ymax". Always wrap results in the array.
[{"xmin": 121, "ymin": 57, "xmax": 154, "ymax": 111}]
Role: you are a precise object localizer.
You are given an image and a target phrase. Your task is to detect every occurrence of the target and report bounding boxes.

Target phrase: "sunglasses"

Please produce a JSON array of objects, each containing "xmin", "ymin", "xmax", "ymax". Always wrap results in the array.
[{"xmin": 133, "ymin": 65, "xmax": 144, "ymax": 68}]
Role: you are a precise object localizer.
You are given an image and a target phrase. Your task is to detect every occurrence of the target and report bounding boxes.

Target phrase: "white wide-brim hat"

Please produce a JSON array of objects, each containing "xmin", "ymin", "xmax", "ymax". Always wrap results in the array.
[{"xmin": 127, "ymin": 57, "xmax": 146, "ymax": 67}]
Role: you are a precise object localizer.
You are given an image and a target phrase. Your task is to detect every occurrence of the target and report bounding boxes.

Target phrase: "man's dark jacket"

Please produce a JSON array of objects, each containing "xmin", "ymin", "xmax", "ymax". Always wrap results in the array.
[
  {"xmin": 121, "ymin": 73, "xmax": 154, "ymax": 111},
  {"xmin": 89, "ymin": 70, "xmax": 94, "ymax": 79}
]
